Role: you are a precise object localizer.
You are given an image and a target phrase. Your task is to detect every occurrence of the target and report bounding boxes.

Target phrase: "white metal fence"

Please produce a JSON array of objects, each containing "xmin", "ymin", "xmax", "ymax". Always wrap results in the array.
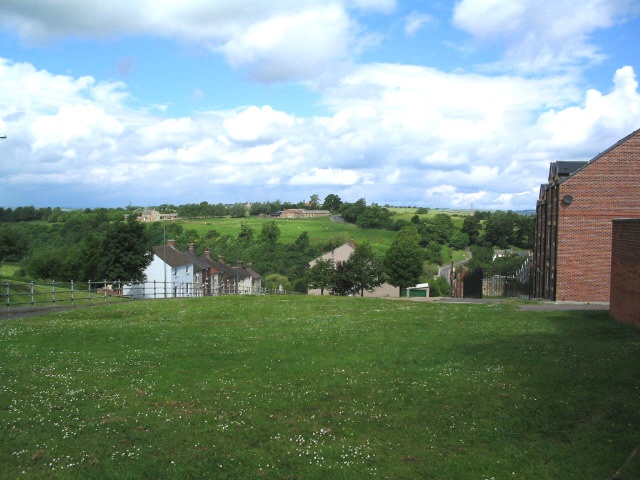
[{"xmin": 3, "ymin": 280, "xmax": 302, "ymax": 312}]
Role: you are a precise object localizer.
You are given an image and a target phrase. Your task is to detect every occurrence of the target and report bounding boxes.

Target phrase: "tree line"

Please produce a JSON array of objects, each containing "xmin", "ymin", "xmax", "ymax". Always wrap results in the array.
[{"xmin": 1, "ymin": 196, "xmax": 534, "ymax": 295}]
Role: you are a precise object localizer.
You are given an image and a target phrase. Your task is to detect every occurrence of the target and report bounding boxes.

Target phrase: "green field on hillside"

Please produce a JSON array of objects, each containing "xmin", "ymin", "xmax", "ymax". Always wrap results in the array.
[
  {"xmin": 177, "ymin": 216, "xmax": 398, "ymax": 253},
  {"xmin": 1, "ymin": 296, "xmax": 638, "ymax": 479}
]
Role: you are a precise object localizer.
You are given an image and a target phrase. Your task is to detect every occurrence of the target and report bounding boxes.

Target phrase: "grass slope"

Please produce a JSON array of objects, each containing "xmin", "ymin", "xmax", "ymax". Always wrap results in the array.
[
  {"xmin": 179, "ymin": 216, "xmax": 397, "ymax": 253},
  {"xmin": 1, "ymin": 296, "xmax": 638, "ymax": 479}
]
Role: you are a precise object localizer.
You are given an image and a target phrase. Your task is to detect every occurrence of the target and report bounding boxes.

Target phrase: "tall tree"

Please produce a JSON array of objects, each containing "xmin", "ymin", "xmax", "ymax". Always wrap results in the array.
[
  {"xmin": 309, "ymin": 194, "xmax": 320, "ymax": 209},
  {"xmin": 258, "ymin": 220, "xmax": 280, "ymax": 245},
  {"xmin": 461, "ymin": 214, "xmax": 481, "ymax": 245},
  {"xmin": 307, "ymin": 258, "xmax": 335, "ymax": 295},
  {"xmin": 348, "ymin": 241, "xmax": 383, "ymax": 297},
  {"xmin": 323, "ymin": 194, "xmax": 342, "ymax": 212},
  {"xmin": 97, "ymin": 218, "xmax": 152, "ymax": 282},
  {"xmin": 384, "ymin": 226, "xmax": 424, "ymax": 295},
  {"xmin": 332, "ymin": 260, "xmax": 356, "ymax": 296}
]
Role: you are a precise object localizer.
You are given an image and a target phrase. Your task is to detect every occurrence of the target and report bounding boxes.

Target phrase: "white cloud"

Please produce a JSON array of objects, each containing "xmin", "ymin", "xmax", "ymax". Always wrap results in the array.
[
  {"xmin": 453, "ymin": 0, "xmax": 637, "ymax": 72},
  {"xmin": 404, "ymin": 11, "xmax": 436, "ymax": 36},
  {"xmin": 530, "ymin": 66, "xmax": 640, "ymax": 150},
  {"xmin": 31, "ymin": 104, "xmax": 124, "ymax": 150},
  {"xmin": 290, "ymin": 167, "xmax": 361, "ymax": 186},
  {"xmin": 2, "ymin": 54, "xmax": 640, "ymax": 210},
  {"xmin": 224, "ymin": 106, "xmax": 295, "ymax": 144},
  {"xmin": 0, "ymin": 1, "xmax": 369, "ymax": 83}
]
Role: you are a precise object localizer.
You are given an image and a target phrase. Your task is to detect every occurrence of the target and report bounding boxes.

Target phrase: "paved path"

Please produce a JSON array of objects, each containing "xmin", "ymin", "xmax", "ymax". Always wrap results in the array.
[{"xmin": 438, "ymin": 248, "xmax": 472, "ymax": 284}]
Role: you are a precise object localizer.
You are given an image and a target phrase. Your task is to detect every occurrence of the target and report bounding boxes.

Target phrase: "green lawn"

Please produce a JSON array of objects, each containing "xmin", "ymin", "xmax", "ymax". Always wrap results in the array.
[{"xmin": 1, "ymin": 296, "xmax": 638, "ymax": 479}]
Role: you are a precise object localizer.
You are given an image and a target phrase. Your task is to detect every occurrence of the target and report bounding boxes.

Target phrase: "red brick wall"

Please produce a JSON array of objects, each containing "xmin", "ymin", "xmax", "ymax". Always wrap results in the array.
[
  {"xmin": 610, "ymin": 219, "xmax": 640, "ymax": 328},
  {"xmin": 555, "ymin": 130, "xmax": 640, "ymax": 302}
]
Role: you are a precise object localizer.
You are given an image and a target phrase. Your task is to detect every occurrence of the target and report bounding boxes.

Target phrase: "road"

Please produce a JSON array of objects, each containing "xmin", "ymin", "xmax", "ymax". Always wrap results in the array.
[{"xmin": 438, "ymin": 248, "xmax": 471, "ymax": 284}]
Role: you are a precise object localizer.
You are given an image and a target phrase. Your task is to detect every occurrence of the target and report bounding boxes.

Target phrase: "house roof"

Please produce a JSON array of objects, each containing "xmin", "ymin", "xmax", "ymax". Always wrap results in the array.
[
  {"xmin": 152, "ymin": 245, "xmax": 192, "ymax": 267},
  {"xmin": 549, "ymin": 161, "xmax": 588, "ymax": 183},
  {"xmin": 182, "ymin": 251, "xmax": 211, "ymax": 272},
  {"xmin": 309, "ymin": 242, "xmax": 355, "ymax": 267},
  {"xmin": 559, "ymin": 127, "xmax": 640, "ymax": 180}
]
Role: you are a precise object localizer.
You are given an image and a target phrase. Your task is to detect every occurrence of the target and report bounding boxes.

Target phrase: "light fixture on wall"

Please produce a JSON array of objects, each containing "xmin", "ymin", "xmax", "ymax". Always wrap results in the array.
[{"xmin": 562, "ymin": 194, "xmax": 573, "ymax": 205}]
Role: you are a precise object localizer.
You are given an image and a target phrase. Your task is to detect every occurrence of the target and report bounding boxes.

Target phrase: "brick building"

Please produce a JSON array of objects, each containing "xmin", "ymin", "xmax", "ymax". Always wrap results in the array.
[
  {"xmin": 610, "ymin": 219, "xmax": 640, "ymax": 328},
  {"xmin": 532, "ymin": 128, "xmax": 640, "ymax": 302}
]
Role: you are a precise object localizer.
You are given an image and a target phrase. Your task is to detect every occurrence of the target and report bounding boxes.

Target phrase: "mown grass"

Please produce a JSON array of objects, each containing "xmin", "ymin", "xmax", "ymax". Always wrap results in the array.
[{"xmin": 1, "ymin": 296, "xmax": 638, "ymax": 479}]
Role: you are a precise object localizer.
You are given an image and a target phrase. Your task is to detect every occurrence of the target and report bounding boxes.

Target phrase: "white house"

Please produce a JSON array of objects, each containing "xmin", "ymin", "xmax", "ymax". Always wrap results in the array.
[{"xmin": 128, "ymin": 241, "xmax": 209, "ymax": 298}]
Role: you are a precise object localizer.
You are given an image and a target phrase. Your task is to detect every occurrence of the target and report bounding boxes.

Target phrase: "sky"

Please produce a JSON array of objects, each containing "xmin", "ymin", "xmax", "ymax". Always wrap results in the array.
[{"xmin": 1, "ymin": 0, "xmax": 639, "ymax": 211}]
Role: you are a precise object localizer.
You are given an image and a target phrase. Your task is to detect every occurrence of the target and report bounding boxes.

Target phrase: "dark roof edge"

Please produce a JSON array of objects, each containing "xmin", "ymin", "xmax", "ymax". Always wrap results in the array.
[{"xmin": 569, "ymin": 127, "xmax": 640, "ymax": 178}]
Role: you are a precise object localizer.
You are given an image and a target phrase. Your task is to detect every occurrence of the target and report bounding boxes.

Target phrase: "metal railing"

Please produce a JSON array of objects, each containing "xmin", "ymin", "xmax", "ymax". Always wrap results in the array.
[{"xmin": 3, "ymin": 280, "xmax": 302, "ymax": 313}]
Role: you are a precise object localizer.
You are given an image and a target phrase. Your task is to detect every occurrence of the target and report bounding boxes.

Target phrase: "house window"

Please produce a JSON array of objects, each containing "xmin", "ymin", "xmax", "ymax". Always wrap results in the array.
[{"xmin": 186, "ymin": 265, "xmax": 190, "ymax": 274}]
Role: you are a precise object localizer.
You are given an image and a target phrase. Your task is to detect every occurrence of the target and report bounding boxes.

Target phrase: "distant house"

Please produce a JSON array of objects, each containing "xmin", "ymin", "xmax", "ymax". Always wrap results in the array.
[
  {"xmin": 532, "ymin": 128, "xmax": 640, "ymax": 302},
  {"xmin": 137, "ymin": 208, "xmax": 178, "ymax": 222},
  {"xmin": 308, "ymin": 241, "xmax": 402, "ymax": 298},
  {"xmin": 280, "ymin": 209, "xmax": 332, "ymax": 219}
]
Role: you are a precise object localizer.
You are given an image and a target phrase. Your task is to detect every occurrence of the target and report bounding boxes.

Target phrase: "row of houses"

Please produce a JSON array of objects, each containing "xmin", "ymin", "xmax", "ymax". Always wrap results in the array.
[
  {"xmin": 271, "ymin": 209, "xmax": 332, "ymax": 219},
  {"xmin": 137, "ymin": 209, "xmax": 179, "ymax": 222},
  {"xmin": 128, "ymin": 241, "xmax": 261, "ymax": 298}
]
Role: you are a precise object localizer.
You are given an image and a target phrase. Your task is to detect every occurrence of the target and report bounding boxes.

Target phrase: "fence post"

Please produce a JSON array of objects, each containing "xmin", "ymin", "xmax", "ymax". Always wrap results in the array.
[
  {"xmin": 104, "ymin": 280, "xmax": 108, "ymax": 302},
  {"xmin": 5, "ymin": 282, "xmax": 9, "ymax": 310},
  {"xmin": 71, "ymin": 280, "xmax": 75, "ymax": 306},
  {"xmin": 88, "ymin": 280, "xmax": 92, "ymax": 302},
  {"xmin": 51, "ymin": 280, "xmax": 56, "ymax": 304},
  {"xmin": 30, "ymin": 281, "xmax": 35, "ymax": 306}
]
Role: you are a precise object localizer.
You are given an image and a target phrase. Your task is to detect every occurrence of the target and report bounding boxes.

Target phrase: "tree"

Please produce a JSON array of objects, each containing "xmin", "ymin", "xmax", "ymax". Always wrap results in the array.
[
  {"xmin": 228, "ymin": 203, "xmax": 247, "ymax": 218},
  {"xmin": 427, "ymin": 213, "xmax": 455, "ymax": 244},
  {"xmin": 309, "ymin": 194, "xmax": 320, "ymax": 209},
  {"xmin": 461, "ymin": 215, "xmax": 481, "ymax": 245},
  {"xmin": 263, "ymin": 273, "xmax": 291, "ymax": 291},
  {"xmin": 483, "ymin": 211, "xmax": 515, "ymax": 248},
  {"xmin": 332, "ymin": 260, "xmax": 356, "ymax": 296},
  {"xmin": 448, "ymin": 230, "xmax": 469, "ymax": 250},
  {"xmin": 430, "ymin": 276, "xmax": 451, "ymax": 297},
  {"xmin": 356, "ymin": 204, "xmax": 393, "ymax": 229},
  {"xmin": 0, "ymin": 227, "xmax": 29, "ymax": 262},
  {"xmin": 307, "ymin": 258, "xmax": 335, "ymax": 295},
  {"xmin": 97, "ymin": 218, "xmax": 153, "ymax": 282},
  {"xmin": 384, "ymin": 226, "xmax": 424, "ymax": 295},
  {"xmin": 238, "ymin": 223, "xmax": 254, "ymax": 244},
  {"xmin": 339, "ymin": 198, "xmax": 367, "ymax": 223},
  {"xmin": 348, "ymin": 241, "xmax": 383, "ymax": 297},
  {"xmin": 323, "ymin": 194, "xmax": 342, "ymax": 212},
  {"xmin": 258, "ymin": 220, "xmax": 280, "ymax": 244}
]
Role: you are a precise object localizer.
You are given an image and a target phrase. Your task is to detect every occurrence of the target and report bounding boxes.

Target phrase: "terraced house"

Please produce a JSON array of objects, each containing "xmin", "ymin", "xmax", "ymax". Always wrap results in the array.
[
  {"xmin": 532, "ymin": 128, "xmax": 640, "ymax": 302},
  {"xmin": 128, "ymin": 241, "xmax": 261, "ymax": 298}
]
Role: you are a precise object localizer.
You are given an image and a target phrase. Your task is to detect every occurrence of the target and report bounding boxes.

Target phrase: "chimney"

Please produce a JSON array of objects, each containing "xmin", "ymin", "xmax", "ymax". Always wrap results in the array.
[
  {"xmin": 247, "ymin": 263, "xmax": 253, "ymax": 269},
  {"xmin": 237, "ymin": 260, "xmax": 244, "ymax": 268},
  {"xmin": 204, "ymin": 249, "xmax": 211, "ymax": 260},
  {"xmin": 218, "ymin": 255, "xmax": 225, "ymax": 264},
  {"xmin": 188, "ymin": 243, "xmax": 195, "ymax": 254},
  {"xmin": 167, "ymin": 239, "xmax": 177, "ymax": 248}
]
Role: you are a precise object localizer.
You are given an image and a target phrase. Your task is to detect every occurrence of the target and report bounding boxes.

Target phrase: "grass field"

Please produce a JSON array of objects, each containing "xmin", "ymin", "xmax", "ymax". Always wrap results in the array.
[
  {"xmin": 179, "ymin": 215, "xmax": 398, "ymax": 253},
  {"xmin": 1, "ymin": 296, "xmax": 638, "ymax": 479}
]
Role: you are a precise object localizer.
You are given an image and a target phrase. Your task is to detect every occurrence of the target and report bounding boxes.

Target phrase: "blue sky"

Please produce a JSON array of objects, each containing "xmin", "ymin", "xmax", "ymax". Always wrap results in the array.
[{"xmin": 1, "ymin": 0, "xmax": 639, "ymax": 210}]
